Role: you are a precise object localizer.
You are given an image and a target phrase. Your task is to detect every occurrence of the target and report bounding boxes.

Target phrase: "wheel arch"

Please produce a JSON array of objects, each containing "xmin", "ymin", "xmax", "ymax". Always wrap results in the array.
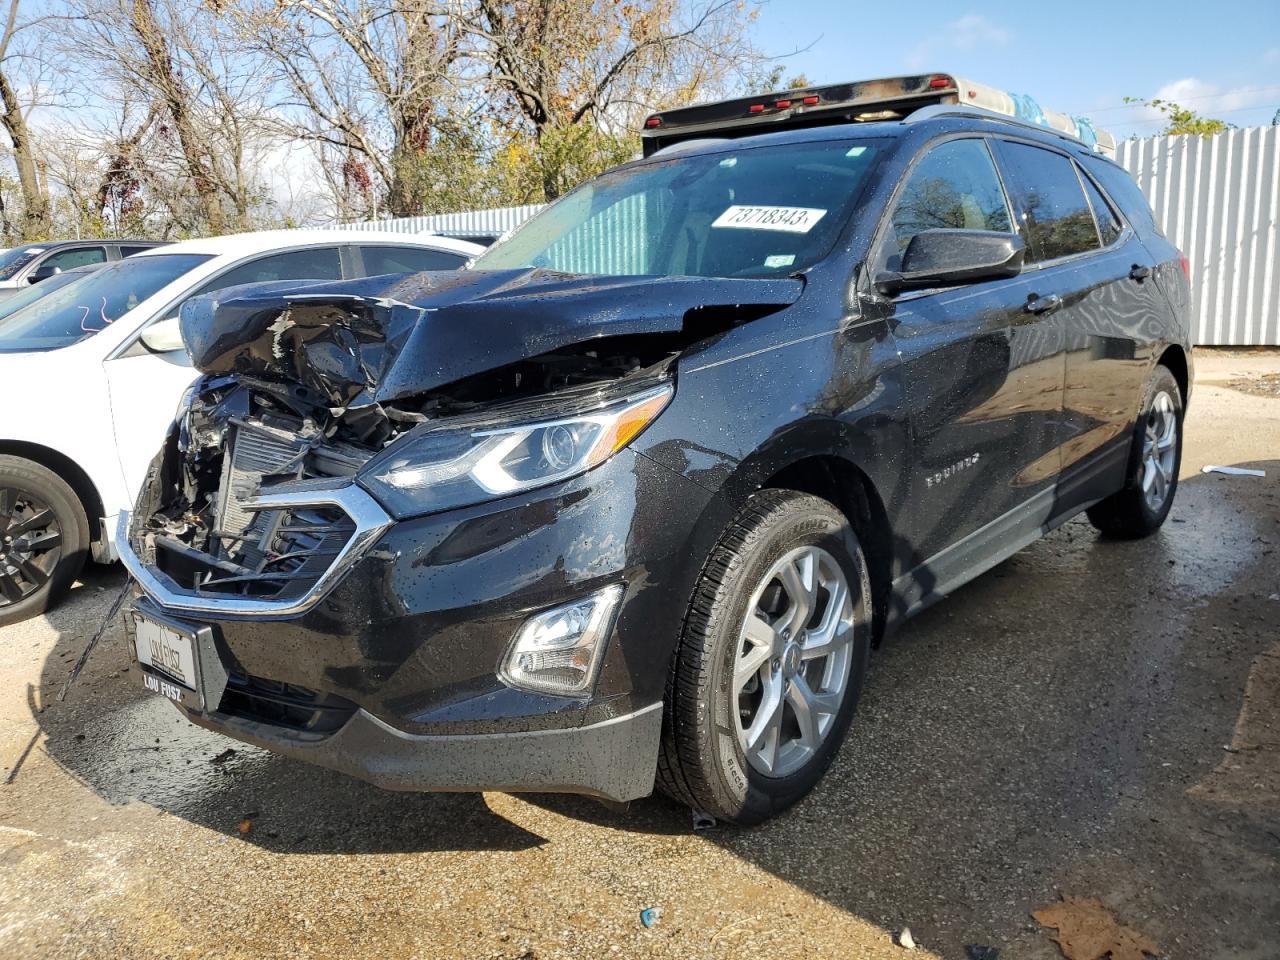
[
  {"xmin": 759, "ymin": 455, "xmax": 895, "ymax": 646},
  {"xmin": 0, "ymin": 440, "xmax": 105, "ymax": 547},
  {"xmin": 1157, "ymin": 343, "xmax": 1191, "ymax": 408}
]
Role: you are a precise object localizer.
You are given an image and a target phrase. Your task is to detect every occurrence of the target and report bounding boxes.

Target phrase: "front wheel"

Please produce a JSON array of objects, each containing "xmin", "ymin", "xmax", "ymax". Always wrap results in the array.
[
  {"xmin": 657, "ymin": 490, "xmax": 872, "ymax": 825},
  {"xmin": 0, "ymin": 456, "xmax": 89, "ymax": 626},
  {"xmin": 1087, "ymin": 364, "xmax": 1184, "ymax": 539}
]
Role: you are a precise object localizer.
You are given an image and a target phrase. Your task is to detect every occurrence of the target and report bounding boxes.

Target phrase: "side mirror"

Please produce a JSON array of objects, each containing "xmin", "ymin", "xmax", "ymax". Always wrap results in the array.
[
  {"xmin": 139, "ymin": 316, "xmax": 185, "ymax": 353},
  {"xmin": 27, "ymin": 265, "xmax": 62, "ymax": 284},
  {"xmin": 876, "ymin": 229, "xmax": 1024, "ymax": 295}
]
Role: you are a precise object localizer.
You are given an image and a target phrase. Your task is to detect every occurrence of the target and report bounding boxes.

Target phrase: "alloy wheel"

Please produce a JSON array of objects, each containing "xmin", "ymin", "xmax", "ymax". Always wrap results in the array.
[
  {"xmin": 1140, "ymin": 390, "xmax": 1178, "ymax": 512},
  {"xmin": 733, "ymin": 545, "xmax": 855, "ymax": 778},
  {"xmin": 0, "ymin": 487, "xmax": 62, "ymax": 606}
]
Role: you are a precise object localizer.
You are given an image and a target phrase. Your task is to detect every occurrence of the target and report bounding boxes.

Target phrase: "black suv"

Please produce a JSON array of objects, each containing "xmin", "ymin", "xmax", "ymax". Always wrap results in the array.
[{"xmin": 118, "ymin": 75, "xmax": 1191, "ymax": 825}]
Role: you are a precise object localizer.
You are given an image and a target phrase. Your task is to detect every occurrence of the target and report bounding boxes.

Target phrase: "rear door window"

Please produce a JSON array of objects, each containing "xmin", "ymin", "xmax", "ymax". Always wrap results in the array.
[
  {"xmin": 1078, "ymin": 169, "xmax": 1123, "ymax": 246},
  {"xmin": 119, "ymin": 245, "xmax": 157, "ymax": 258},
  {"xmin": 995, "ymin": 141, "xmax": 1100, "ymax": 262},
  {"xmin": 360, "ymin": 245, "xmax": 468, "ymax": 275},
  {"xmin": 42, "ymin": 246, "xmax": 108, "ymax": 271},
  {"xmin": 887, "ymin": 138, "xmax": 1013, "ymax": 257}
]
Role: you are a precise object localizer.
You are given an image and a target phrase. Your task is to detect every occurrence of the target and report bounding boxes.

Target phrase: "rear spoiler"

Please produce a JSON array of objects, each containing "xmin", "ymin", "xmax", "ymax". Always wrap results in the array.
[{"xmin": 640, "ymin": 73, "xmax": 1116, "ymax": 159}]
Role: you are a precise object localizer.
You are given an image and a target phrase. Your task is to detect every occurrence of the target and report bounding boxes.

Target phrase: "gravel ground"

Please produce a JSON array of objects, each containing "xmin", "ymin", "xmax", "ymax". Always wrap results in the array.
[{"xmin": 1, "ymin": 349, "xmax": 1278, "ymax": 960}]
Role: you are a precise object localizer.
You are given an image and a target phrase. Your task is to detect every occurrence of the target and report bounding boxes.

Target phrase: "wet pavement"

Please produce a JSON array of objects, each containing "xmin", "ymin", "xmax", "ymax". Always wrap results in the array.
[{"xmin": 2, "ymin": 351, "xmax": 1278, "ymax": 959}]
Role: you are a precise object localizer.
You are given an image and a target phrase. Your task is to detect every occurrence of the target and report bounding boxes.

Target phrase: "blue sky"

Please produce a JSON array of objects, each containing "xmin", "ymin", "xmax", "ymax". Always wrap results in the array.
[{"xmin": 747, "ymin": 0, "xmax": 1280, "ymax": 138}]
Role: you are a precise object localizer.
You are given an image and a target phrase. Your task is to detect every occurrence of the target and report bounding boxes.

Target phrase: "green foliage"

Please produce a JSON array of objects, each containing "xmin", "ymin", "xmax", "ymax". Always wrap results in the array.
[
  {"xmin": 748, "ymin": 64, "xmax": 812, "ymax": 94},
  {"xmin": 1124, "ymin": 97, "xmax": 1231, "ymax": 138}
]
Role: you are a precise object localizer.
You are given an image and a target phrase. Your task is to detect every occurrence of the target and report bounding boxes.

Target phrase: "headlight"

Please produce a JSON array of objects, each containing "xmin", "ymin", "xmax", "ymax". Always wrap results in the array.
[{"xmin": 360, "ymin": 382, "xmax": 673, "ymax": 517}]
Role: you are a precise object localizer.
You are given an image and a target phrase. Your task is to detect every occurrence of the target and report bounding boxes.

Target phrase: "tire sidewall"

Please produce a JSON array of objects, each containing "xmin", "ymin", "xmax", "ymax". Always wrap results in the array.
[
  {"xmin": 0, "ymin": 457, "xmax": 89, "ymax": 626},
  {"xmin": 1132, "ymin": 366, "xmax": 1184, "ymax": 527},
  {"xmin": 702, "ymin": 501, "xmax": 872, "ymax": 823}
]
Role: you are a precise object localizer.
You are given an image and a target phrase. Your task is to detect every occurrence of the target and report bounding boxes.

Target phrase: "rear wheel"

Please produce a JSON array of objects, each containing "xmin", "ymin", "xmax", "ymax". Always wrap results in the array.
[
  {"xmin": 1087, "ymin": 365, "xmax": 1183, "ymax": 539},
  {"xmin": 0, "ymin": 456, "xmax": 89, "ymax": 626},
  {"xmin": 657, "ymin": 490, "xmax": 872, "ymax": 825}
]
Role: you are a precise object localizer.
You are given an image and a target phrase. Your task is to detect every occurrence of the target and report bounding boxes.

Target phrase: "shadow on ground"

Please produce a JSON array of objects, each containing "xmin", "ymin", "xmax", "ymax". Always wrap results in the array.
[{"xmin": 29, "ymin": 462, "xmax": 1280, "ymax": 954}]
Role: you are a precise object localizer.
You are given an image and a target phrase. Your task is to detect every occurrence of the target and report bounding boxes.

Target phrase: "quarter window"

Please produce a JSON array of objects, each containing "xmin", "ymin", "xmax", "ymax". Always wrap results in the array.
[
  {"xmin": 888, "ymin": 138, "xmax": 1012, "ymax": 256},
  {"xmin": 996, "ymin": 141, "xmax": 1101, "ymax": 261},
  {"xmin": 1079, "ymin": 170, "xmax": 1122, "ymax": 246}
]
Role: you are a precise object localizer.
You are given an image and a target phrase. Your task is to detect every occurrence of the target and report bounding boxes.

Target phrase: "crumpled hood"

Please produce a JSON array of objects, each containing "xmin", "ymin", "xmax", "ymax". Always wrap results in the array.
[{"xmin": 179, "ymin": 268, "xmax": 803, "ymax": 410}]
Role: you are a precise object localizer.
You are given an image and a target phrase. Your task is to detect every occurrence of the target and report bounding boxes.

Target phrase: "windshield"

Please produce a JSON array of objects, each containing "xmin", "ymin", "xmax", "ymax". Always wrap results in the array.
[
  {"xmin": 0, "ymin": 253, "xmax": 212, "ymax": 353},
  {"xmin": 473, "ymin": 138, "xmax": 882, "ymax": 279},
  {"xmin": 0, "ymin": 267, "xmax": 100, "ymax": 323},
  {"xmin": 0, "ymin": 246, "xmax": 47, "ymax": 280}
]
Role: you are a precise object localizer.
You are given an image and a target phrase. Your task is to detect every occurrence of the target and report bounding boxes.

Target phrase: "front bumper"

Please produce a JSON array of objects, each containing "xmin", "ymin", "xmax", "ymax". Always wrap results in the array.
[
  {"xmin": 120, "ymin": 448, "xmax": 717, "ymax": 800},
  {"xmin": 187, "ymin": 699, "xmax": 663, "ymax": 801}
]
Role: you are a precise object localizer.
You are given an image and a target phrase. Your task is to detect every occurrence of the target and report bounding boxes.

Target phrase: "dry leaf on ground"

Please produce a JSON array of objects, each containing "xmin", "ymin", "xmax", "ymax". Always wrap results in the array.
[{"xmin": 1032, "ymin": 896, "xmax": 1158, "ymax": 960}]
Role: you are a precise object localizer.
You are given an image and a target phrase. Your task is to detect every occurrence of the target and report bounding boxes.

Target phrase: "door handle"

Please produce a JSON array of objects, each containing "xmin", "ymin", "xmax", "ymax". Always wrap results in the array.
[
  {"xmin": 1024, "ymin": 293, "xmax": 1062, "ymax": 315},
  {"xmin": 1129, "ymin": 264, "xmax": 1152, "ymax": 281}
]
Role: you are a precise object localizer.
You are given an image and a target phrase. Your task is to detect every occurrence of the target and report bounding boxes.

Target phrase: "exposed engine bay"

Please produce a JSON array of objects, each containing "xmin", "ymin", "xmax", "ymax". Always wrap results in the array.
[{"xmin": 128, "ymin": 267, "xmax": 802, "ymax": 600}]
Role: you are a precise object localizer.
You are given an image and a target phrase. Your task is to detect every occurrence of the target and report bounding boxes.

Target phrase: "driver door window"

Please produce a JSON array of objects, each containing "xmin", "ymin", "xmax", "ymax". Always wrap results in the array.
[
  {"xmin": 40, "ymin": 246, "xmax": 108, "ymax": 273},
  {"xmin": 886, "ymin": 138, "xmax": 1012, "ymax": 266}
]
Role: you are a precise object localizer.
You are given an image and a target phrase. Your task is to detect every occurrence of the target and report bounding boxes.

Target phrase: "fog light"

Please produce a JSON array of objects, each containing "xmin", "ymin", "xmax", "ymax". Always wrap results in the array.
[{"xmin": 500, "ymin": 585, "xmax": 624, "ymax": 696}]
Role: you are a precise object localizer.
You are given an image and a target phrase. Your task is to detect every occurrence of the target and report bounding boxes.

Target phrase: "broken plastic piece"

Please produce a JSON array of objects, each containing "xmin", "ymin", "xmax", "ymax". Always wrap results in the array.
[
  {"xmin": 692, "ymin": 810, "xmax": 717, "ymax": 832},
  {"xmin": 1201, "ymin": 465, "xmax": 1266, "ymax": 477},
  {"xmin": 897, "ymin": 926, "xmax": 916, "ymax": 950},
  {"xmin": 640, "ymin": 907, "xmax": 662, "ymax": 928}
]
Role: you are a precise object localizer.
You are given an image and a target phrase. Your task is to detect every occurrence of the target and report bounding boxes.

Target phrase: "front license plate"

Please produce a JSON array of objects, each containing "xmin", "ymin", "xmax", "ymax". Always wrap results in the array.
[{"xmin": 133, "ymin": 614, "xmax": 200, "ymax": 704}]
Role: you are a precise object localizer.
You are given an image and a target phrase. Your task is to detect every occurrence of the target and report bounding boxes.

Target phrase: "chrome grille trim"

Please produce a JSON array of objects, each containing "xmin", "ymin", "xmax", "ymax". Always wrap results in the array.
[{"xmin": 117, "ymin": 485, "xmax": 393, "ymax": 618}]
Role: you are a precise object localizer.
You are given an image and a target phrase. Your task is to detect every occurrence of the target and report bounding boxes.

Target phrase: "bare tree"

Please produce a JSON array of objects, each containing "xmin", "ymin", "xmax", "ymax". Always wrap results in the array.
[
  {"xmin": 0, "ymin": 0, "xmax": 51, "ymax": 238},
  {"xmin": 60, "ymin": 0, "xmax": 279, "ymax": 234},
  {"xmin": 238, "ymin": 0, "xmax": 472, "ymax": 219},
  {"xmin": 464, "ymin": 0, "xmax": 764, "ymax": 199}
]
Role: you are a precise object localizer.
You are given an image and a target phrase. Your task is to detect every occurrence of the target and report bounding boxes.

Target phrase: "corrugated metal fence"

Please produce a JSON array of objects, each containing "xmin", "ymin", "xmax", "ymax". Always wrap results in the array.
[
  {"xmin": 344, "ymin": 127, "xmax": 1280, "ymax": 345},
  {"xmin": 337, "ymin": 204, "xmax": 544, "ymax": 240},
  {"xmin": 1118, "ymin": 126, "xmax": 1279, "ymax": 346}
]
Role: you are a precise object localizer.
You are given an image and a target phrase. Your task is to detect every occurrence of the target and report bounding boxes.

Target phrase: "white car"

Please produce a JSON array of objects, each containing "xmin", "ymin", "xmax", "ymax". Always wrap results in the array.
[{"xmin": 0, "ymin": 229, "xmax": 483, "ymax": 624}]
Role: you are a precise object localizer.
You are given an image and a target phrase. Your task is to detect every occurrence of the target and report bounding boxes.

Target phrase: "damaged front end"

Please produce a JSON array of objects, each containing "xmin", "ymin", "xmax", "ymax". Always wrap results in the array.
[{"xmin": 122, "ymin": 268, "xmax": 801, "ymax": 613}]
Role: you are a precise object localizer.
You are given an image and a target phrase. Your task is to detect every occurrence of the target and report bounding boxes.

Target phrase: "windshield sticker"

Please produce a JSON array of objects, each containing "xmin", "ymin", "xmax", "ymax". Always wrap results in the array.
[
  {"xmin": 764, "ymin": 254, "xmax": 796, "ymax": 268},
  {"xmin": 712, "ymin": 205, "xmax": 826, "ymax": 234},
  {"xmin": 846, "ymin": 146, "xmax": 867, "ymax": 157}
]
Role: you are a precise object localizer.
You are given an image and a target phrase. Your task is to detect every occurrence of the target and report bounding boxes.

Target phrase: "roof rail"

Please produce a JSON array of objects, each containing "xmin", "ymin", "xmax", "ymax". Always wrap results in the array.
[
  {"xmin": 904, "ymin": 104, "xmax": 1117, "ymax": 157},
  {"xmin": 933, "ymin": 77, "xmax": 1117, "ymax": 158}
]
